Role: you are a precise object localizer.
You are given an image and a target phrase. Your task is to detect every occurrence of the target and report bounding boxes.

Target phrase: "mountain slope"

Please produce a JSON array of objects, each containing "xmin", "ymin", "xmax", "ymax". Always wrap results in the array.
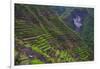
[{"xmin": 15, "ymin": 4, "xmax": 94, "ymax": 65}]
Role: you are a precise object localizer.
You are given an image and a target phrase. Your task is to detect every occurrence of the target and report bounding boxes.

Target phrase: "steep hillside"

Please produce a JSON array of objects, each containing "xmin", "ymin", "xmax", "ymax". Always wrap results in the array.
[{"xmin": 15, "ymin": 4, "xmax": 94, "ymax": 65}]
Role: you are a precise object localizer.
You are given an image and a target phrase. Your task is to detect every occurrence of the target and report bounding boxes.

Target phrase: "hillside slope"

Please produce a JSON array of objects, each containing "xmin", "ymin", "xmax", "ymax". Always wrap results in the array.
[{"xmin": 15, "ymin": 4, "xmax": 94, "ymax": 65}]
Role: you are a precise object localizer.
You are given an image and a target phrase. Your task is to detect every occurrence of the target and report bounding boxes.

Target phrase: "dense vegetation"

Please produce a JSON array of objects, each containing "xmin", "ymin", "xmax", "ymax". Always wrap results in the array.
[{"xmin": 15, "ymin": 4, "xmax": 94, "ymax": 65}]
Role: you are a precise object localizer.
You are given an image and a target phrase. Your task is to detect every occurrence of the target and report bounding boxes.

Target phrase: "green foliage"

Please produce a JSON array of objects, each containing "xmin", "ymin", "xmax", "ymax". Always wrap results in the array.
[
  {"xmin": 31, "ymin": 59, "xmax": 44, "ymax": 64},
  {"xmin": 15, "ymin": 4, "xmax": 94, "ymax": 65},
  {"xmin": 74, "ymin": 46, "xmax": 91, "ymax": 61},
  {"xmin": 31, "ymin": 34, "xmax": 77, "ymax": 63},
  {"xmin": 57, "ymin": 50, "xmax": 75, "ymax": 62}
]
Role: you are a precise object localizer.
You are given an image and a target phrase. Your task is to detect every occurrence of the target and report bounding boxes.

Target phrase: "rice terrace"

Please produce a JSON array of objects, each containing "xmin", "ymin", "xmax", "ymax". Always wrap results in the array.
[{"xmin": 15, "ymin": 4, "xmax": 94, "ymax": 65}]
